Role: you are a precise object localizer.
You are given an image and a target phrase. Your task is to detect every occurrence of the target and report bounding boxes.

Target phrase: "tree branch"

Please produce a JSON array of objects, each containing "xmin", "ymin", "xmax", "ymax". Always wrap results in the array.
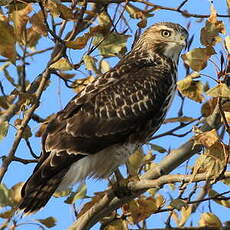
[
  {"xmin": 0, "ymin": 69, "xmax": 51, "ymax": 182},
  {"xmin": 70, "ymin": 100, "xmax": 222, "ymax": 230}
]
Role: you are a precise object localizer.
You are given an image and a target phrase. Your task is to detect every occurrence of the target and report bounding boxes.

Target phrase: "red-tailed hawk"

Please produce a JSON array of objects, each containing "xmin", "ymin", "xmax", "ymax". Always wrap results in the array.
[{"xmin": 19, "ymin": 22, "xmax": 188, "ymax": 213}]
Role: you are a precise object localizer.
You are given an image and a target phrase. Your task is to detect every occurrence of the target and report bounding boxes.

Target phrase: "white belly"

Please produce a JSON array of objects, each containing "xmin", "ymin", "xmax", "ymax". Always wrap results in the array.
[{"xmin": 57, "ymin": 143, "xmax": 137, "ymax": 191}]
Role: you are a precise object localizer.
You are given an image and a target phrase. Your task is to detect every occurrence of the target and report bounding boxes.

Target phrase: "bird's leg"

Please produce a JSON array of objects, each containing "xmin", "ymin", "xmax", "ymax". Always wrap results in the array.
[{"xmin": 111, "ymin": 169, "xmax": 139, "ymax": 198}]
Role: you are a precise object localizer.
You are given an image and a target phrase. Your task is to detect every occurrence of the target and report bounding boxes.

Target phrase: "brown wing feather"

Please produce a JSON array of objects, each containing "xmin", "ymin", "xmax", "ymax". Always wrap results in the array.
[{"xmin": 19, "ymin": 51, "xmax": 175, "ymax": 214}]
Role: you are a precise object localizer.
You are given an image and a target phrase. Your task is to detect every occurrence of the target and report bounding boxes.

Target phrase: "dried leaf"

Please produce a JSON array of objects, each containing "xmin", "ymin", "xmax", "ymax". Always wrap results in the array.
[
  {"xmin": 0, "ymin": 19, "xmax": 16, "ymax": 62},
  {"xmin": 10, "ymin": 3, "xmax": 32, "ymax": 42},
  {"xmin": 45, "ymin": 0, "xmax": 75, "ymax": 20},
  {"xmin": 122, "ymin": 196, "xmax": 158, "ymax": 224},
  {"xmin": 93, "ymin": 33, "xmax": 129, "ymax": 57},
  {"xmin": 125, "ymin": 3, "xmax": 154, "ymax": 19},
  {"xmin": 50, "ymin": 58, "xmax": 73, "ymax": 71},
  {"xmin": 200, "ymin": 15, "xmax": 225, "ymax": 47},
  {"xmin": 78, "ymin": 191, "xmax": 106, "ymax": 217},
  {"xmin": 37, "ymin": 217, "xmax": 57, "ymax": 228},
  {"xmin": 209, "ymin": 189, "xmax": 230, "ymax": 208},
  {"xmin": 58, "ymin": 72, "xmax": 75, "ymax": 80},
  {"xmin": 170, "ymin": 199, "xmax": 188, "ymax": 210},
  {"xmin": 194, "ymin": 129, "xmax": 219, "ymax": 148},
  {"xmin": 182, "ymin": 47, "xmax": 216, "ymax": 72},
  {"xmin": 0, "ymin": 209, "xmax": 14, "ymax": 219},
  {"xmin": 177, "ymin": 76, "xmax": 204, "ymax": 103},
  {"xmin": 65, "ymin": 33, "xmax": 91, "ymax": 50},
  {"xmin": 104, "ymin": 219, "xmax": 128, "ymax": 230},
  {"xmin": 164, "ymin": 116, "xmax": 196, "ymax": 123},
  {"xmin": 30, "ymin": 10, "xmax": 47, "ymax": 36},
  {"xmin": 201, "ymin": 98, "xmax": 218, "ymax": 117},
  {"xmin": 26, "ymin": 27, "xmax": 41, "ymax": 48},
  {"xmin": 199, "ymin": 212, "xmax": 222, "ymax": 227},
  {"xmin": 206, "ymin": 83, "xmax": 230, "ymax": 98},
  {"xmin": 137, "ymin": 19, "xmax": 147, "ymax": 28},
  {"xmin": 179, "ymin": 205, "xmax": 192, "ymax": 227},
  {"xmin": 0, "ymin": 121, "xmax": 9, "ymax": 142},
  {"xmin": 64, "ymin": 184, "xmax": 87, "ymax": 204}
]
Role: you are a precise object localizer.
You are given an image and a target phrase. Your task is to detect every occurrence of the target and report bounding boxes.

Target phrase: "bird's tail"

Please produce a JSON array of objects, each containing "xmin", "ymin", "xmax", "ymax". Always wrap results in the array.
[{"xmin": 18, "ymin": 170, "xmax": 66, "ymax": 214}]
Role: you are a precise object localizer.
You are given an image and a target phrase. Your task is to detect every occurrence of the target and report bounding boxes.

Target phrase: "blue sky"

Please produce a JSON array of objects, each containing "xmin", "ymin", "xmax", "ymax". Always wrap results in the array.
[{"xmin": 1, "ymin": 0, "xmax": 230, "ymax": 229}]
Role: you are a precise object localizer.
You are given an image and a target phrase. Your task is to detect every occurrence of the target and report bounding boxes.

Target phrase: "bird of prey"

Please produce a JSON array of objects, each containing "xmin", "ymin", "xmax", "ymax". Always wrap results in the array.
[{"xmin": 19, "ymin": 22, "xmax": 188, "ymax": 213}]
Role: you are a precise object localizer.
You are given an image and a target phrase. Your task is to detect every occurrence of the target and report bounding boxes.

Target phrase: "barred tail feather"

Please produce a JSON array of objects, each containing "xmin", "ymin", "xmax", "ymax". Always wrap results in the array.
[{"xmin": 18, "ymin": 171, "xmax": 66, "ymax": 214}]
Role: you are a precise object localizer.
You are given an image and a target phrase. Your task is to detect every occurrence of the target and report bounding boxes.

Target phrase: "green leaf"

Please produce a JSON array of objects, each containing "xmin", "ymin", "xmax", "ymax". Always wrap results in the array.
[
  {"xmin": 37, "ymin": 217, "xmax": 57, "ymax": 228},
  {"xmin": 149, "ymin": 144, "xmax": 167, "ymax": 153},
  {"xmin": 64, "ymin": 184, "xmax": 87, "ymax": 204},
  {"xmin": 0, "ymin": 121, "xmax": 9, "ymax": 142},
  {"xmin": 83, "ymin": 55, "xmax": 98, "ymax": 73},
  {"xmin": 49, "ymin": 58, "xmax": 73, "ymax": 71},
  {"xmin": 93, "ymin": 32, "xmax": 129, "ymax": 57},
  {"xmin": 177, "ymin": 76, "xmax": 204, "ymax": 103}
]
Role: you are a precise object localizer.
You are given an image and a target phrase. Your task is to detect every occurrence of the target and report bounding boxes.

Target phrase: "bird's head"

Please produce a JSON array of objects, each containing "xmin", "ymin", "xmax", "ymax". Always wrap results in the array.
[{"xmin": 134, "ymin": 22, "xmax": 188, "ymax": 63}]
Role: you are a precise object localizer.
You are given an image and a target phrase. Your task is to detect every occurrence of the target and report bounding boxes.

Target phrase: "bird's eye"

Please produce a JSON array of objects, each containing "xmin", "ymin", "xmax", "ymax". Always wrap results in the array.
[{"xmin": 161, "ymin": 30, "xmax": 172, "ymax": 38}]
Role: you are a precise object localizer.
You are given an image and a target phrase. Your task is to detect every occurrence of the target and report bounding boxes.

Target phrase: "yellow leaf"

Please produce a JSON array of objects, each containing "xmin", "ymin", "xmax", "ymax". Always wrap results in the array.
[
  {"xmin": 224, "ymin": 36, "xmax": 230, "ymax": 53},
  {"xmin": 182, "ymin": 47, "xmax": 215, "ymax": 72},
  {"xmin": 209, "ymin": 189, "xmax": 230, "ymax": 208},
  {"xmin": 177, "ymin": 76, "xmax": 204, "ymax": 103},
  {"xmin": 0, "ymin": 19, "xmax": 16, "ymax": 62},
  {"xmin": 227, "ymin": 0, "xmax": 230, "ymax": 8},
  {"xmin": 206, "ymin": 83, "xmax": 230, "ymax": 98},
  {"xmin": 93, "ymin": 32, "xmax": 129, "ymax": 57},
  {"xmin": 179, "ymin": 205, "xmax": 192, "ymax": 227},
  {"xmin": 83, "ymin": 55, "xmax": 98, "ymax": 73},
  {"xmin": 99, "ymin": 59, "xmax": 110, "ymax": 73},
  {"xmin": 64, "ymin": 184, "xmax": 87, "ymax": 204},
  {"xmin": 127, "ymin": 149, "xmax": 144, "ymax": 176},
  {"xmin": 199, "ymin": 212, "xmax": 222, "ymax": 227},
  {"xmin": 50, "ymin": 58, "xmax": 73, "ymax": 71},
  {"xmin": 155, "ymin": 194, "xmax": 165, "ymax": 209},
  {"xmin": 122, "ymin": 197, "xmax": 157, "ymax": 224}
]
